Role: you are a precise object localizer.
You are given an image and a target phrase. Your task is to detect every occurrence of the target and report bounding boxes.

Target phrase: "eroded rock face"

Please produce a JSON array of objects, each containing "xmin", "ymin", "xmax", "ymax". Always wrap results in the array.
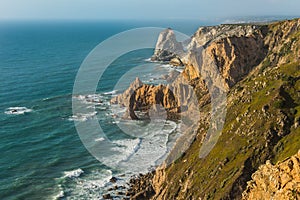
[
  {"xmin": 190, "ymin": 24, "xmax": 265, "ymax": 48},
  {"xmin": 206, "ymin": 35, "xmax": 267, "ymax": 88},
  {"xmin": 185, "ymin": 25, "xmax": 267, "ymax": 90},
  {"xmin": 111, "ymin": 77, "xmax": 180, "ymax": 120},
  {"xmin": 265, "ymin": 18, "xmax": 300, "ymax": 65},
  {"xmin": 111, "ymin": 77, "xmax": 143, "ymax": 107},
  {"xmin": 126, "ymin": 19, "xmax": 300, "ymax": 200},
  {"xmin": 128, "ymin": 84, "xmax": 180, "ymax": 120},
  {"xmin": 242, "ymin": 151, "xmax": 300, "ymax": 200},
  {"xmin": 151, "ymin": 28, "xmax": 184, "ymax": 62}
]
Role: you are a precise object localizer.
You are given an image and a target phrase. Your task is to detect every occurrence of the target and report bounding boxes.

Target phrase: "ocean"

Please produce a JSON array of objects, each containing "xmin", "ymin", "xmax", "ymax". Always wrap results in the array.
[{"xmin": 0, "ymin": 20, "xmax": 209, "ymax": 199}]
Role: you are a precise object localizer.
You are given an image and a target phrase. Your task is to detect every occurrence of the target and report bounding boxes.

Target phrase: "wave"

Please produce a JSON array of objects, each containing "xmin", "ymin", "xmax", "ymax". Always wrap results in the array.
[
  {"xmin": 118, "ymin": 120, "xmax": 179, "ymax": 173},
  {"xmin": 98, "ymin": 138, "xmax": 142, "ymax": 169},
  {"xmin": 55, "ymin": 169, "xmax": 114, "ymax": 199},
  {"xmin": 53, "ymin": 186, "xmax": 64, "ymax": 200},
  {"xmin": 73, "ymin": 94, "xmax": 104, "ymax": 105},
  {"xmin": 94, "ymin": 119, "xmax": 179, "ymax": 173},
  {"xmin": 159, "ymin": 64, "xmax": 185, "ymax": 73},
  {"xmin": 144, "ymin": 58, "xmax": 152, "ymax": 62},
  {"xmin": 144, "ymin": 57, "xmax": 160, "ymax": 63},
  {"xmin": 4, "ymin": 107, "xmax": 32, "ymax": 115},
  {"xmin": 160, "ymin": 64, "xmax": 174, "ymax": 68},
  {"xmin": 95, "ymin": 137, "xmax": 105, "ymax": 142},
  {"xmin": 68, "ymin": 111, "xmax": 97, "ymax": 122},
  {"xmin": 63, "ymin": 168, "xmax": 84, "ymax": 178},
  {"xmin": 103, "ymin": 90, "xmax": 118, "ymax": 95}
]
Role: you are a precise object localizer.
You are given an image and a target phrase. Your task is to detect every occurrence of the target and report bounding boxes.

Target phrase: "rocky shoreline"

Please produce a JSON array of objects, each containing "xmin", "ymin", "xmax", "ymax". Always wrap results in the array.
[
  {"xmin": 106, "ymin": 18, "xmax": 300, "ymax": 199},
  {"xmin": 100, "ymin": 173, "xmax": 155, "ymax": 200}
]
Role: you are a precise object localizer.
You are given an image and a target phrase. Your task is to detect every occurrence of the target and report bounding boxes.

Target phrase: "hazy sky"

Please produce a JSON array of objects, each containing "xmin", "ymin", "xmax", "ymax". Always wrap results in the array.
[{"xmin": 0, "ymin": 0, "xmax": 299, "ymax": 20}]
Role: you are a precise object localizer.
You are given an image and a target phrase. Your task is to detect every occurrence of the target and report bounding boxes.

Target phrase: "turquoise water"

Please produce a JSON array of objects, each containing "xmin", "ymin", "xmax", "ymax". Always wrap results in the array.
[{"xmin": 0, "ymin": 20, "xmax": 205, "ymax": 199}]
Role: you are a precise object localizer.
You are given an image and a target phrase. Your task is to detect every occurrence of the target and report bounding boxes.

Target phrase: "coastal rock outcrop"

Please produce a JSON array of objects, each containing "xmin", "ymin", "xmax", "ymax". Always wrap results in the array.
[
  {"xmin": 151, "ymin": 23, "xmax": 269, "ymax": 90},
  {"xmin": 126, "ymin": 18, "xmax": 300, "ymax": 200},
  {"xmin": 151, "ymin": 28, "xmax": 184, "ymax": 62},
  {"xmin": 111, "ymin": 77, "xmax": 143, "ymax": 107},
  {"xmin": 128, "ymin": 84, "xmax": 180, "ymax": 120},
  {"xmin": 242, "ymin": 151, "xmax": 300, "ymax": 200},
  {"xmin": 206, "ymin": 34, "xmax": 267, "ymax": 88},
  {"xmin": 111, "ymin": 77, "xmax": 180, "ymax": 120},
  {"xmin": 184, "ymin": 24, "xmax": 268, "ymax": 89}
]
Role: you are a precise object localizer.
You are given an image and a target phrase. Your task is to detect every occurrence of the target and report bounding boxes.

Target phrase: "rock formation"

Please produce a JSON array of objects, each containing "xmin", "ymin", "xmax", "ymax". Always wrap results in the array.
[
  {"xmin": 111, "ymin": 77, "xmax": 143, "ymax": 107},
  {"xmin": 151, "ymin": 28, "xmax": 184, "ymax": 62},
  {"xmin": 111, "ymin": 77, "xmax": 180, "ymax": 120},
  {"xmin": 242, "ymin": 151, "xmax": 300, "ymax": 200},
  {"xmin": 125, "ymin": 18, "xmax": 300, "ymax": 200}
]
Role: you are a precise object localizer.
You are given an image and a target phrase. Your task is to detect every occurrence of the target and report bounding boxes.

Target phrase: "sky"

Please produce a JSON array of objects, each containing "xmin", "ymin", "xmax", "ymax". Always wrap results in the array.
[{"xmin": 0, "ymin": 0, "xmax": 299, "ymax": 21}]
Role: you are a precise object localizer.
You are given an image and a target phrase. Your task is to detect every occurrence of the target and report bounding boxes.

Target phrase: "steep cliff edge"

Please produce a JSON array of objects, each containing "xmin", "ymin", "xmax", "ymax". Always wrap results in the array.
[
  {"xmin": 120, "ymin": 18, "xmax": 300, "ymax": 200},
  {"xmin": 148, "ymin": 18, "xmax": 300, "ymax": 200}
]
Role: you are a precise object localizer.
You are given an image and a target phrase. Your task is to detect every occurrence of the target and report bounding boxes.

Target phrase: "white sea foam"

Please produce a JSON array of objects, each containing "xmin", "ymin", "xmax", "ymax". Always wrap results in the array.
[
  {"xmin": 161, "ymin": 64, "xmax": 173, "ymax": 68},
  {"xmin": 144, "ymin": 58, "xmax": 159, "ymax": 63},
  {"xmin": 95, "ymin": 137, "xmax": 105, "ymax": 142},
  {"xmin": 64, "ymin": 168, "xmax": 84, "ymax": 178},
  {"xmin": 53, "ymin": 191, "xmax": 64, "ymax": 200},
  {"xmin": 144, "ymin": 58, "xmax": 152, "ymax": 62},
  {"xmin": 58, "ymin": 169, "xmax": 114, "ymax": 199},
  {"xmin": 117, "ymin": 130, "xmax": 170, "ymax": 173},
  {"xmin": 95, "ymin": 118, "xmax": 179, "ymax": 173},
  {"xmin": 68, "ymin": 111, "xmax": 97, "ymax": 122},
  {"xmin": 175, "ymin": 67, "xmax": 185, "ymax": 73},
  {"xmin": 103, "ymin": 90, "xmax": 118, "ymax": 95},
  {"xmin": 97, "ymin": 106, "xmax": 108, "ymax": 111},
  {"xmin": 73, "ymin": 94, "xmax": 104, "ymax": 105},
  {"xmin": 101, "ymin": 138, "xmax": 142, "ymax": 168},
  {"xmin": 4, "ymin": 107, "xmax": 32, "ymax": 115}
]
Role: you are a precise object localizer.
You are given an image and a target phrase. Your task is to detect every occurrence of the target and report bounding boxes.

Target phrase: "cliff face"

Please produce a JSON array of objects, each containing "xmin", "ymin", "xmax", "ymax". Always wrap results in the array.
[
  {"xmin": 206, "ymin": 35, "xmax": 267, "ymax": 88},
  {"xmin": 115, "ymin": 19, "xmax": 300, "ymax": 200},
  {"xmin": 122, "ymin": 19, "xmax": 300, "ymax": 200},
  {"xmin": 183, "ymin": 24, "xmax": 268, "ymax": 90},
  {"xmin": 111, "ymin": 77, "xmax": 180, "ymax": 120},
  {"xmin": 151, "ymin": 28, "xmax": 184, "ymax": 62},
  {"xmin": 111, "ymin": 77, "xmax": 143, "ymax": 108},
  {"xmin": 242, "ymin": 151, "xmax": 300, "ymax": 200},
  {"xmin": 147, "ymin": 18, "xmax": 300, "ymax": 200}
]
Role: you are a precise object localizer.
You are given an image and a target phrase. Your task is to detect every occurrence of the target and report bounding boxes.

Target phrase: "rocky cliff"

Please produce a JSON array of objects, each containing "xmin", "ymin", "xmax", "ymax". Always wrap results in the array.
[
  {"xmin": 151, "ymin": 28, "xmax": 184, "ymax": 62},
  {"xmin": 242, "ymin": 151, "xmax": 300, "ymax": 200},
  {"xmin": 118, "ymin": 18, "xmax": 300, "ymax": 200},
  {"xmin": 111, "ymin": 77, "xmax": 180, "ymax": 120},
  {"xmin": 149, "ymin": 18, "xmax": 300, "ymax": 200}
]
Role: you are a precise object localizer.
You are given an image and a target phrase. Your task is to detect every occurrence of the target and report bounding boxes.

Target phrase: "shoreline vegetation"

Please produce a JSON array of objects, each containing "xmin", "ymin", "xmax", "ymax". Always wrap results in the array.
[{"xmin": 102, "ymin": 18, "xmax": 300, "ymax": 199}]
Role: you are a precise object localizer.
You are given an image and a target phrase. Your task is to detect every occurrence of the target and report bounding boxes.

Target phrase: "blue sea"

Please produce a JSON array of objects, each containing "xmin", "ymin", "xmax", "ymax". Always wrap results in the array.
[{"xmin": 0, "ymin": 20, "xmax": 210, "ymax": 199}]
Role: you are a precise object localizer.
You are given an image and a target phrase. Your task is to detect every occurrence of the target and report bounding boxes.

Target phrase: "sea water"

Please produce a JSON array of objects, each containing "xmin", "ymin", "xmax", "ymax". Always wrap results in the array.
[{"xmin": 0, "ymin": 20, "xmax": 208, "ymax": 199}]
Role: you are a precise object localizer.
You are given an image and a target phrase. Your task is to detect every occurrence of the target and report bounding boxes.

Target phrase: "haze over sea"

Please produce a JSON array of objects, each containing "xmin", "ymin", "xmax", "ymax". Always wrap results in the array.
[{"xmin": 0, "ymin": 20, "xmax": 209, "ymax": 199}]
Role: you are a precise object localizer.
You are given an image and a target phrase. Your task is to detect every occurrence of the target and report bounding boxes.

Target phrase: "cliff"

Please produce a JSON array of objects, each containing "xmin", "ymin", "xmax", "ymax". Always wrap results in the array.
[
  {"xmin": 111, "ymin": 78, "xmax": 180, "ymax": 120},
  {"xmin": 115, "ymin": 18, "xmax": 300, "ymax": 200},
  {"xmin": 148, "ymin": 18, "xmax": 300, "ymax": 200},
  {"xmin": 151, "ymin": 28, "xmax": 184, "ymax": 63},
  {"xmin": 242, "ymin": 151, "xmax": 300, "ymax": 200}
]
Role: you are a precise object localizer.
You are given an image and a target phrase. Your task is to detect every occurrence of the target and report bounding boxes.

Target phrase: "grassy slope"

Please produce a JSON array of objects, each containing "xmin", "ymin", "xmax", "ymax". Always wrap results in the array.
[{"xmin": 158, "ymin": 19, "xmax": 300, "ymax": 200}]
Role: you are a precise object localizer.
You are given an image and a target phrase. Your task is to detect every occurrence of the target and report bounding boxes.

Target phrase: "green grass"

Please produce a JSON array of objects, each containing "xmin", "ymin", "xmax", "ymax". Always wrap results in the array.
[
  {"xmin": 273, "ymin": 126, "xmax": 300, "ymax": 163},
  {"xmin": 279, "ymin": 62, "xmax": 300, "ymax": 77},
  {"xmin": 154, "ymin": 19, "xmax": 300, "ymax": 200}
]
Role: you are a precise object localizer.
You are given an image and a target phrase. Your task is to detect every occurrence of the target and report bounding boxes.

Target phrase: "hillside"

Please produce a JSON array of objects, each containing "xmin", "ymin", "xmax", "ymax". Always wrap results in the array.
[{"xmin": 121, "ymin": 18, "xmax": 300, "ymax": 200}]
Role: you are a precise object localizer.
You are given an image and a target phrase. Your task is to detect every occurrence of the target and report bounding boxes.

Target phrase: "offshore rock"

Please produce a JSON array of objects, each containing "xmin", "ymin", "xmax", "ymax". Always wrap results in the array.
[
  {"xmin": 111, "ymin": 78, "xmax": 180, "ymax": 120},
  {"xmin": 110, "ymin": 77, "xmax": 143, "ymax": 107},
  {"xmin": 151, "ymin": 28, "xmax": 184, "ymax": 62}
]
